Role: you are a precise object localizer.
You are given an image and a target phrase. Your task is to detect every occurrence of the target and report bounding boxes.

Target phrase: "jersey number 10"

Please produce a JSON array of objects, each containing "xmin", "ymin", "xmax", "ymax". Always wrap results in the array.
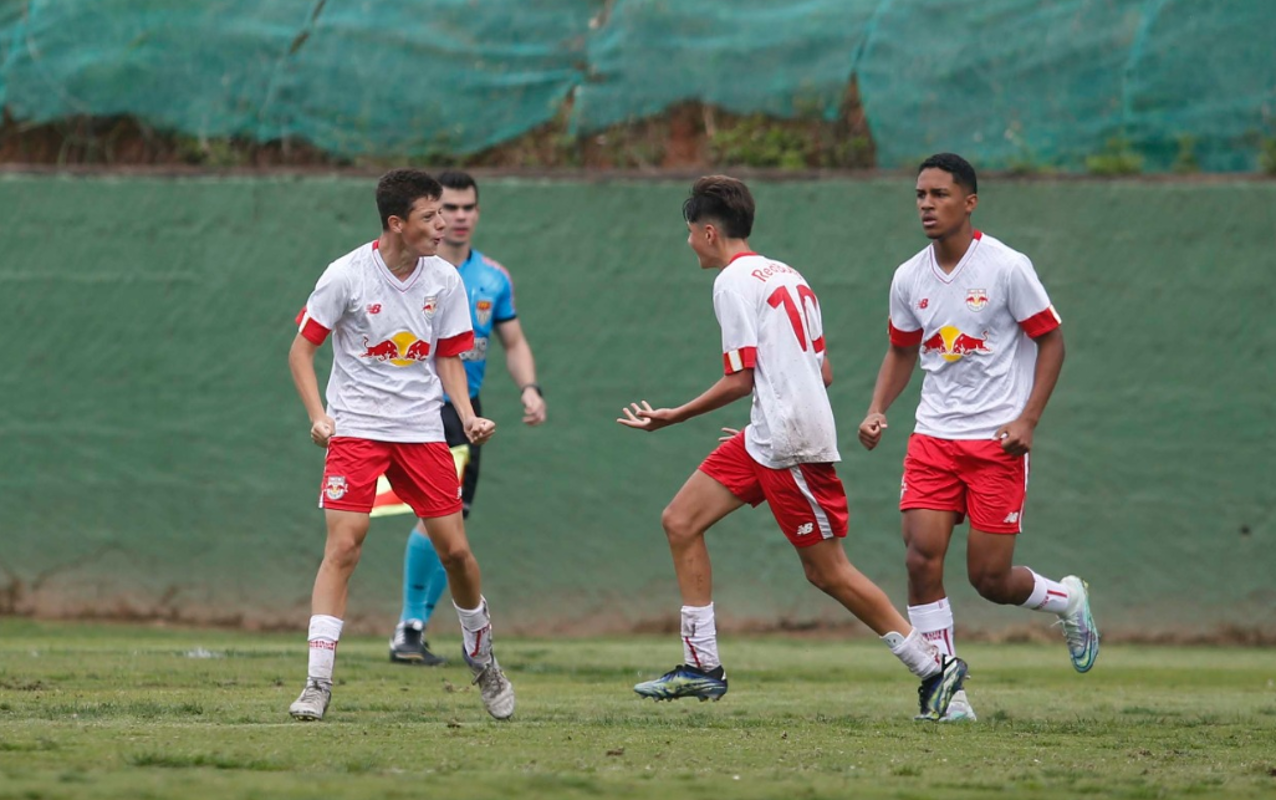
[{"xmin": 768, "ymin": 285, "xmax": 825, "ymax": 353}]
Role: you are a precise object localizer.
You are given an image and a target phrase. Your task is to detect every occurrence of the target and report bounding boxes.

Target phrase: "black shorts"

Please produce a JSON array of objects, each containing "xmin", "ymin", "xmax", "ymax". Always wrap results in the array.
[{"xmin": 441, "ymin": 396, "xmax": 482, "ymax": 518}]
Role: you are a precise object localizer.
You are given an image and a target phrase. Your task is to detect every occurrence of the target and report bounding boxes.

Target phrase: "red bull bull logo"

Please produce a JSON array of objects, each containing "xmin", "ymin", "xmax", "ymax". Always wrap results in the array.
[
  {"xmin": 360, "ymin": 331, "xmax": 432, "ymax": 366},
  {"xmin": 921, "ymin": 325, "xmax": 992, "ymax": 363}
]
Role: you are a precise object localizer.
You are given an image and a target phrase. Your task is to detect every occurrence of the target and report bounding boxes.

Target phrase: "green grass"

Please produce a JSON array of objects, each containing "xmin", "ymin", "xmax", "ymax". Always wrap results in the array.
[{"xmin": 1, "ymin": 619, "xmax": 1274, "ymax": 799}]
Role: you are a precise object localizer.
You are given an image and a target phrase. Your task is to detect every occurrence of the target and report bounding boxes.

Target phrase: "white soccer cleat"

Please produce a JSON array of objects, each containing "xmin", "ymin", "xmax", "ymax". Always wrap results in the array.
[
  {"xmin": 940, "ymin": 688, "xmax": 977, "ymax": 722},
  {"xmin": 289, "ymin": 678, "xmax": 332, "ymax": 721},
  {"xmin": 466, "ymin": 654, "xmax": 515, "ymax": 720},
  {"xmin": 1058, "ymin": 575, "xmax": 1100, "ymax": 673}
]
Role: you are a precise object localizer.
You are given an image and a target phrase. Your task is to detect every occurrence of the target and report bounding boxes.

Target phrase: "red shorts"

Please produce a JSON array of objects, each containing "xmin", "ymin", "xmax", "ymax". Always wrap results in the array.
[
  {"xmin": 900, "ymin": 433, "xmax": 1028, "ymax": 534},
  {"xmin": 319, "ymin": 437, "xmax": 462, "ymax": 519},
  {"xmin": 699, "ymin": 432, "xmax": 849, "ymax": 548}
]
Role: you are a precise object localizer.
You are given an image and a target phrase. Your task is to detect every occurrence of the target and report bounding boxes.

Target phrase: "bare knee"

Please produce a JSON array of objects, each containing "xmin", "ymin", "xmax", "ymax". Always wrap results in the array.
[
  {"xmin": 323, "ymin": 536, "xmax": 363, "ymax": 573},
  {"xmin": 661, "ymin": 504, "xmax": 703, "ymax": 548},
  {"xmin": 433, "ymin": 540, "xmax": 474, "ymax": 572},
  {"xmin": 905, "ymin": 545, "xmax": 944, "ymax": 587},
  {"xmin": 802, "ymin": 559, "xmax": 835, "ymax": 594},
  {"xmin": 969, "ymin": 567, "xmax": 1015, "ymax": 604}
]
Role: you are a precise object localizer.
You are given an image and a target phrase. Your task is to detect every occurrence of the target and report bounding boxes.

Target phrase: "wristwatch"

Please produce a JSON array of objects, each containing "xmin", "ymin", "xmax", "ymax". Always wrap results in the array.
[{"xmin": 521, "ymin": 383, "xmax": 543, "ymax": 398}]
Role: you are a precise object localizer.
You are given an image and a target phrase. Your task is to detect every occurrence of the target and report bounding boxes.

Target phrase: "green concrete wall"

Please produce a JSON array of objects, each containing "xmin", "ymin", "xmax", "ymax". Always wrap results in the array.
[{"xmin": 2, "ymin": 174, "xmax": 1271, "ymax": 638}]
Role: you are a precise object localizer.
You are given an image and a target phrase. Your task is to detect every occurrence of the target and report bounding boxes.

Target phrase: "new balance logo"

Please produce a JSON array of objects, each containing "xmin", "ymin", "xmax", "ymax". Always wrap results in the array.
[
  {"xmin": 795, "ymin": 522, "xmax": 814, "ymax": 536},
  {"xmin": 1003, "ymin": 512, "xmax": 1020, "ymax": 524}
]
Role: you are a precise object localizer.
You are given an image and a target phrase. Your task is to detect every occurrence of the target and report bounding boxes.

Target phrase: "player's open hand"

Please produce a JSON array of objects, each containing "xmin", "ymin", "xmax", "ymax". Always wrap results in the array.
[
  {"xmin": 310, "ymin": 415, "xmax": 336, "ymax": 448},
  {"xmin": 465, "ymin": 416, "xmax": 497, "ymax": 445},
  {"xmin": 858, "ymin": 413, "xmax": 888, "ymax": 451},
  {"xmin": 719, "ymin": 427, "xmax": 741, "ymax": 442},
  {"xmin": 617, "ymin": 401, "xmax": 678, "ymax": 433},
  {"xmin": 522, "ymin": 387, "xmax": 547, "ymax": 426},
  {"xmin": 995, "ymin": 418, "xmax": 1034, "ymax": 456}
]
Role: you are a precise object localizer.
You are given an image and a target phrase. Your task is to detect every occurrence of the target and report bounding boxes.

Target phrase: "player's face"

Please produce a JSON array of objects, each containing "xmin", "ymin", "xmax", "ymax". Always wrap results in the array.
[
  {"xmin": 440, "ymin": 186, "xmax": 480, "ymax": 248},
  {"xmin": 686, "ymin": 221, "xmax": 719, "ymax": 269},
  {"xmin": 916, "ymin": 168, "xmax": 977, "ymax": 240},
  {"xmin": 394, "ymin": 196, "xmax": 447, "ymax": 258}
]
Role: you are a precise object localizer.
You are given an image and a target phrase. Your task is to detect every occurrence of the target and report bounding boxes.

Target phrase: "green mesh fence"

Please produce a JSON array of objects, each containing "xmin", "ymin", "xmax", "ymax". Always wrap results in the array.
[
  {"xmin": 1, "ymin": 1, "xmax": 1274, "ymax": 166},
  {"xmin": 574, "ymin": 0, "xmax": 877, "ymax": 131}
]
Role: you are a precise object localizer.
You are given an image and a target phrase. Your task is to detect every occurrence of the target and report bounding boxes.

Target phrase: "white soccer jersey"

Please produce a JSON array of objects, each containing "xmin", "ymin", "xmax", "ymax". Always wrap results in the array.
[
  {"xmin": 715, "ymin": 252, "xmax": 840, "ymax": 468},
  {"xmin": 297, "ymin": 241, "xmax": 474, "ymax": 443},
  {"xmin": 887, "ymin": 231, "xmax": 1061, "ymax": 439}
]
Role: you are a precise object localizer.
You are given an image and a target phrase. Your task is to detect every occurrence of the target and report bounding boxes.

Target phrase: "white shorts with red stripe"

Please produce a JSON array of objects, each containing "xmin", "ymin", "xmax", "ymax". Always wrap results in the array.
[{"xmin": 699, "ymin": 432, "xmax": 848, "ymax": 547}]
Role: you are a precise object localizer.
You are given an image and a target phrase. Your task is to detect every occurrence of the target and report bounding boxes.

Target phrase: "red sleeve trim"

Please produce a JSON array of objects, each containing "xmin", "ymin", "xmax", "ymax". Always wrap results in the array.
[
  {"xmin": 299, "ymin": 315, "xmax": 330, "ymax": 345},
  {"xmin": 436, "ymin": 330, "xmax": 475, "ymax": 357},
  {"xmin": 812, "ymin": 335, "xmax": 826, "ymax": 354},
  {"xmin": 295, "ymin": 306, "xmax": 307, "ymax": 325},
  {"xmin": 722, "ymin": 346, "xmax": 758, "ymax": 375},
  {"xmin": 1020, "ymin": 305, "xmax": 1061, "ymax": 338},
  {"xmin": 888, "ymin": 319, "xmax": 923, "ymax": 347}
]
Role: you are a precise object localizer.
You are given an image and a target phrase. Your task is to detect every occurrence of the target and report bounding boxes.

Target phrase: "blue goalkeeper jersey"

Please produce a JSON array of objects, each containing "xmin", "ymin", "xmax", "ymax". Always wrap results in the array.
[{"xmin": 453, "ymin": 247, "xmax": 517, "ymax": 398}]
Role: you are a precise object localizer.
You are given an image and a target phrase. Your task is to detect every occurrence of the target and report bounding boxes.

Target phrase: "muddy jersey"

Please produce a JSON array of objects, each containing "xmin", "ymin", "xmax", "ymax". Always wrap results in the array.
[
  {"xmin": 715, "ymin": 252, "xmax": 840, "ymax": 468},
  {"xmin": 887, "ymin": 231, "xmax": 1060, "ymax": 439},
  {"xmin": 298, "ymin": 241, "xmax": 474, "ymax": 443}
]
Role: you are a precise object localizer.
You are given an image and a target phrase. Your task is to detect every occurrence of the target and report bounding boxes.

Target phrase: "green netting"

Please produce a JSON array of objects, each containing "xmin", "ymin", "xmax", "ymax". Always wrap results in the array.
[
  {"xmin": 0, "ymin": 0, "xmax": 1274, "ymax": 169},
  {"xmin": 859, "ymin": 0, "xmax": 1276, "ymax": 172},
  {"xmin": 574, "ymin": 0, "xmax": 878, "ymax": 132},
  {"xmin": 269, "ymin": 1, "xmax": 591, "ymax": 155}
]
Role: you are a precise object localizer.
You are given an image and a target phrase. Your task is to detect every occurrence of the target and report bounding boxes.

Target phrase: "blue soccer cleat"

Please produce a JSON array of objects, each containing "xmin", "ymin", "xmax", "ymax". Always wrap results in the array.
[
  {"xmin": 634, "ymin": 664, "xmax": 728, "ymax": 702},
  {"xmin": 1058, "ymin": 576, "xmax": 1100, "ymax": 673}
]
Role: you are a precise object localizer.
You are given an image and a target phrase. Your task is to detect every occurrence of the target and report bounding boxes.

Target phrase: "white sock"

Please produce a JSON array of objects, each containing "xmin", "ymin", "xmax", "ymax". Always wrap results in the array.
[
  {"xmin": 455, "ymin": 597, "xmax": 493, "ymax": 663},
  {"xmin": 1020, "ymin": 569, "xmax": 1070, "ymax": 615},
  {"xmin": 681, "ymin": 603, "xmax": 720, "ymax": 671},
  {"xmin": 307, "ymin": 614, "xmax": 343, "ymax": 684},
  {"xmin": 882, "ymin": 628, "xmax": 943, "ymax": 679},
  {"xmin": 908, "ymin": 597, "xmax": 955, "ymax": 657}
]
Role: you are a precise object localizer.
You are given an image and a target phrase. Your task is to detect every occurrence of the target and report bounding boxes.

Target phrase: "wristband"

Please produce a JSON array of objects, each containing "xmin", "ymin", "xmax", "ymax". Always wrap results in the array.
[{"xmin": 521, "ymin": 383, "xmax": 543, "ymax": 398}]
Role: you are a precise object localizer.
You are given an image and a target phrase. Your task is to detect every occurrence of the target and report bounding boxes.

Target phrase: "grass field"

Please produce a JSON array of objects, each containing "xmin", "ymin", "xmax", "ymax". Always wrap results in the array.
[{"xmin": 1, "ymin": 619, "xmax": 1274, "ymax": 800}]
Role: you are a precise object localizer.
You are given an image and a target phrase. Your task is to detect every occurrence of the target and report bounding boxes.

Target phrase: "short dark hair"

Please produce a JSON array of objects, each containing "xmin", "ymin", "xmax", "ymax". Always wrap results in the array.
[
  {"xmin": 918, "ymin": 153, "xmax": 978, "ymax": 194},
  {"xmin": 438, "ymin": 169, "xmax": 479, "ymax": 202},
  {"xmin": 683, "ymin": 175, "xmax": 755, "ymax": 239},
  {"xmin": 376, "ymin": 169, "xmax": 442, "ymax": 229}
]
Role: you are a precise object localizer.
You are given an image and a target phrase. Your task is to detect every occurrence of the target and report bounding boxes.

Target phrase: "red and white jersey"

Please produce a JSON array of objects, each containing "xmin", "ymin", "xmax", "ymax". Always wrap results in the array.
[
  {"xmin": 888, "ymin": 231, "xmax": 1060, "ymax": 439},
  {"xmin": 297, "ymin": 241, "xmax": 474, "ymax": 443},
  {"xmin": 715, "ymin": 252, "xmax": 839, "ymax": 468}
]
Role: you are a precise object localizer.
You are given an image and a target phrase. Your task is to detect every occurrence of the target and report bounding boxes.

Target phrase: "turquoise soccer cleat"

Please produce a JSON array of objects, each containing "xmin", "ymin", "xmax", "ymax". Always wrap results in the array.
[{"xmin": 634, "ymin": 664, "xmax": 728, "ymax": 702}]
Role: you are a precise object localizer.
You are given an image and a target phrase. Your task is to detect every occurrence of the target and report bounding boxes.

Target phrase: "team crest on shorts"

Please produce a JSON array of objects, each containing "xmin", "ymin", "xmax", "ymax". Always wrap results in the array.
[
  {"xmin": 325, "ymin": 476, "xmax": 348, "ymax": 501},
  {"xmin": 965, "ymin": 288, "xmax": 988, "ymax": 311},
  {"xmin": 475, "ymin": 299, "xmax": 493, "ymax": 326},
  {"xmin": 422, "ymin": 296, "xmax": 438, "ymax": 318}
]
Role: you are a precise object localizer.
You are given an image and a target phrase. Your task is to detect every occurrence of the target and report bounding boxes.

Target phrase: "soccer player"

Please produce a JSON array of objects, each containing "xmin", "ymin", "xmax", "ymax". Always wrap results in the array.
[
  {"xmin": 858, "ymin": 153, "xmax": 1099, "ymax": 722},
  {"xmin": 287, "ymin": 169, "xmax": 514, "ymax": 722},
  {"xmin": 382, "ymin": 171, "xmax": 547, "ymax": 667},
  {"xmin": 618, "ymin": 175, "xmax": 968, "ymax": 720}
]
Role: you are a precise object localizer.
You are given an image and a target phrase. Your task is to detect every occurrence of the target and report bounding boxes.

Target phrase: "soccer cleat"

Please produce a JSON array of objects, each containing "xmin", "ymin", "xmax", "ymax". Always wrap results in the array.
[
  {"xmin": 1057, "ymin": 575, "xmax": 1100, "ymax": 673},
  {"xmin": 389, "ymin": 620, "xmax": 447, "ymax": 666},
  {"xmin": 940, "ymin": 688, "xmax": 977, "ymax": 722},
  {"xmin": 915, "ymin": 655, "xmax": 968, "ymax": 721},
  {"xmin": 289, "ymin": 678, "xmax": 332, "ymax": 721},
  {"xmin": 465, "ymin": 653, "xmax": 515, "ymax": 720},
  {"xmin": 633, "ymin": 664, "xmax": 728, "ymax": 702}
]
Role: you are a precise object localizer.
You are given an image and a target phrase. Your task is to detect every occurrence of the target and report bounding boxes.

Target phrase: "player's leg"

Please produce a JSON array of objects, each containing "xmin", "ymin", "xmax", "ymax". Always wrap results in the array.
[
  {"xmin": 899, "ymin": 434, "xmax": 974, "ymax": 718},
  {"xmin": 391, "ymin": 441, "xmax": 514, "ymax": 719},
  {"xmin": 292, "ymin": 438, "xmax": 385, "ymax": 721},
  {"xmin": 964, "ymin": 444, "xmax": 1097, "ymax": 672},
  {"xmin": 390, "ymin": 402, "xmax": 470, "ymax": 665},
  {"xmin": 762, "ymin": 461, "xmax": 966, "ymax": 720},
  {"xmin": 634, "ymin": 434, "xmax": 752, "ymax": 702}
]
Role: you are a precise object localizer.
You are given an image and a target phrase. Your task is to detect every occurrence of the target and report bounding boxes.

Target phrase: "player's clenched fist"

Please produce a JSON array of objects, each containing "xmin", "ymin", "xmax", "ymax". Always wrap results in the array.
[
  {"xmin": 310, "ymin": 416, "xmax": 336, "ymax": 447},
  {"xmin": 465, "ymin": 416, "xmax": 497, "ymax": 445},
  {"xmin": 858, "ymin": 412, "xmax": 888, "ymax": 451}
]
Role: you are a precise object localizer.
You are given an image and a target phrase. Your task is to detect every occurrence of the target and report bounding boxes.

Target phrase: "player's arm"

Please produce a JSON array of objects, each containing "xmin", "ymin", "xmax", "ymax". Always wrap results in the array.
[
  {"xmin": 495, "ymin": 318, "xmax": 546, "ymax": 426},
  {"xmin": 288, "ymin": 333, "xmax": 334, "ymax": 447},
  {"xmin": 859, "ymin": 342, "xmax": 920, "ymax": 451},
  {"xmin": 618, "ymin": 369, "xmax": 754, "ymax": 433},
  {"xmin": 821, "ymin": 352, "xmax": 833, "ymax": 387},
  {"xmin": 437, "ymin": 354, "xmax": 496, "ymax": 445},
  {"xmin": 995, "ymin": 327, "xmax": 1065, "ymax": 456}
]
